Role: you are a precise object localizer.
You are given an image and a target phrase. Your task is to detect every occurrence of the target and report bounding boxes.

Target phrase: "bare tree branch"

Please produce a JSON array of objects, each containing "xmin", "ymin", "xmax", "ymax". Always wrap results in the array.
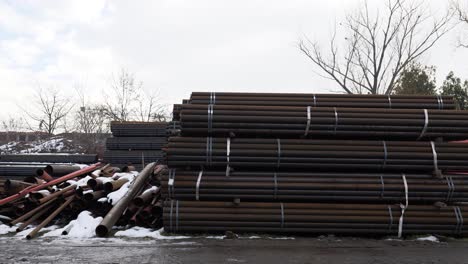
[
  {"xmin": 21, "ymin": 87, "xmax": 74, "ymax": 135},
  {"xmin": 299, "ymin": 0, "xmax": 455, "ymax": 94}
]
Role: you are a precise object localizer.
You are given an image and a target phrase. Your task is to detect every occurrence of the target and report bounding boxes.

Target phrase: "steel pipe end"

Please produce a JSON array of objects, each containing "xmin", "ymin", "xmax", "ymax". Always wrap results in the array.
[{"xmin": 95, "ymin": 225, "xmax": 109, "ymax": 237}]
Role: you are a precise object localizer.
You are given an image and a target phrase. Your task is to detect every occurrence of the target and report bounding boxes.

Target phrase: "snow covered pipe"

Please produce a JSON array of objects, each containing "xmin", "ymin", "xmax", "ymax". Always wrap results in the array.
[{"xmin": 95, "ymin": 162, "xmax": 157, "ymax": 237}]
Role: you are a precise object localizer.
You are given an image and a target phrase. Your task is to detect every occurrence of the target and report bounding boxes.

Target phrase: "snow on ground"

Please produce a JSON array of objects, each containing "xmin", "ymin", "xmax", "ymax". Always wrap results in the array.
[
  {"xmin": 115, "ymin": 227, "xmax": 189, "ymax": 239},
  {"xmin": 416, "ymin": 235, "xmax": 439, "ymax": 242},
  {"xmin": 0, "ymin": 135, "xmax": 88, "ymax": 154},
  {"xmin": 43, "ymin": 211, "xmax": 103, "ymax": 238},
  {"xmin": 0, "ymin": 223, "xmax": 16, "ymax": 235},
  {"xmin": 20, "ymin": 138, "xmax": 65, "ymax": 153},
  {"xmin": 15, "ymin": 225, "xmax": 59, "ymax": 238},
  {"xmin": 0, "ymin": 142, "xmax": 17, "ymax": 152}
]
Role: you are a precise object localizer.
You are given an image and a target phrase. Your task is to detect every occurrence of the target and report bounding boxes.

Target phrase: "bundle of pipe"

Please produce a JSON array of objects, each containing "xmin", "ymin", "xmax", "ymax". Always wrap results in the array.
[
  {"xmin": 104, "ymin": 121, "xmax": 168, "ymax": 169},
  {"xmin": 0, "ymin": 164, "xmax": 82, "ymax": 180},
  {"xmin": 163, "ymin": 200, "xmax": 467, "ymax": 236},
  {"xmin": 106, "ymin": 137, "xmax": 167, "ymax": 150},
  {"xmin": 178, "ymin": 105, "xmax": 468, "ymax": 140},
  {"xmin": 110, "ymin": 121, "xmax": 168, "ymax": 137},
  {"xmin": 103, "ymin": 150, "xmax": 163, "ymax": 165},
  {"xmin": 165, "ymin": 137, "xmax": 468, "ymax": 173},
  {"xmin": 172, "ymin": 93, "xmax": 455, "ymax": 121},
  {"xmin": 159, "ymin": 170, "xmax": 468, "ymax": 203},
  {"xmin": 190, "ymin": 92, "xmax": 454, "ymax": 109},
  {"xmin": 0, "ymin": 154, "xmax": 97, "ymax": 164}
]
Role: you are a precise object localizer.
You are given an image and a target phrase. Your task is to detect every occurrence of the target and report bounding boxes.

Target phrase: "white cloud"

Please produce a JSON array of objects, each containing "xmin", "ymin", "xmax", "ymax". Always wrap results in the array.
[{"xmin": 0, "ymin": 0, "xmax": 467, "ymax": 123}]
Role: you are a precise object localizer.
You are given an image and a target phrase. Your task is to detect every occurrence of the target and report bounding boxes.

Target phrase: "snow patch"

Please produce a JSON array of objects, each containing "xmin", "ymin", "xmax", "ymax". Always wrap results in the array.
[
  {"xmin": 65, "ymin": 211, "xmax": 102, "ymax": 238},
  {"xmin": 75, "ymin": 176, "xmax": 93, "ymax": 188},
  {"xmin": 0, "ymin": 142, "xmax": 17, "ymax": 152},
  {"xmin": 106, "ymin": 172, "xmax": 138, "ymax": 205},
  {"xmin": 0, "ymin": 224, "xmax": 16, "ymax": 235},
  {"xmin": 112, "ymin": 171, "xmax": 138, "ymax": 181},
  {"xmin": 16, "ymin": 225, "xmax": 60, "ymax": 238},
  {"xmin": 416, "ymin": 235, "xmax": 439, "ymax": 242},
  {"xmin": 206, "ymin": 235, "xmax": 226, "ymax": 239},
  {"xmin": 107, "ymin": 182, "xmax": 130, "ymax": 205},
  {"xmin": 267, "ymin": 236, "xmax": 295, "ymax": 240},
  {"xmin": 43, "ymin": 211, "xmax": 102, "ymax": 238},
  {"xmin": 115, "ymin": 227, "xmax": 189, "ymax": 239},
  {"xmin": 19, "ymin": 138, "xmax": 65, "ymax": 153}
]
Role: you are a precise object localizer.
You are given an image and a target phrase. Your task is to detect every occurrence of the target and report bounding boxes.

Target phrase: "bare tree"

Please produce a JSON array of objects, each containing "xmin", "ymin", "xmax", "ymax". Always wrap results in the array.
[
  {"xmin": 72, "ymin": 85, "xmax": 109, "ymax": 154},
  {"xmin": 103, "ymin": 69, "xmax": 141, "ymax": 121},
  {"xmin": 1, "ymin": 116, "xmax": 25, "ymax": 132},
  {"xmin": 299, "ymin": 0, "xmax": 454, "ymax": 95},
  {"xmin": 136, "ymin": 89, "xmax": 167, "ymax": 122},
  {"xmin": 103, "ymin": 68, "xmax": 167, "ymax": 122},
  {"xmin": 23, "ymin": 87, "xmax": 74, "ymax": 135},
  {"xmin": 75, "ymin": 86, "xmax": 108, "ymax": 135},
  {"xmin": 453, "ymin": 1, "xmax": 468, "ymax": 47}
]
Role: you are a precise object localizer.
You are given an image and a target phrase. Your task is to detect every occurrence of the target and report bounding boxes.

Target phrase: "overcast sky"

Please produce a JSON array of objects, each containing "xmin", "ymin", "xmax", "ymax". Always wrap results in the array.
[{"xmin": 0, "ymin": 0, "xmax": 467, "ymax": 122}]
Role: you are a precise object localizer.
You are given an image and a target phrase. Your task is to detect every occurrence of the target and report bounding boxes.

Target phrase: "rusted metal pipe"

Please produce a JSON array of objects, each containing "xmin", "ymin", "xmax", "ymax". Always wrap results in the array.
[
  {"xmin": 39, "ymin": 184, "xmax": 76, "ymax": 204},
  {"xmin": 0, "ymin": 162, "xmax": 101, "ymax": 206},
  {"xmin": 10, "ymin": 198, "xmax": 57, "ymax": 226},
  {"xmin": 26, "ymin": 195, "xmax": 75, "ymax": 239},
  {"xmin": 104, "ymin": 178, "xmax": 129, "ymax": 192},
  {"xmin": 36, "ymin": 169, "xmax": 54, "ymax": 182},
  {"xmin": 95, "ymin": 162, "xmax": 157, "ymax": 237},
  {"xmin": 16, "ymin": 202, "xmax": 56, "ymax": 232}
]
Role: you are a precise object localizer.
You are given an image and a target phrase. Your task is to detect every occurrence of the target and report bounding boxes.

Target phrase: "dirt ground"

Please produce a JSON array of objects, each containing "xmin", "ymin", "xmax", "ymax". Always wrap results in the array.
[{"xmin": 1, "ymin": 236, "xmax": 468, "ymax": 264}]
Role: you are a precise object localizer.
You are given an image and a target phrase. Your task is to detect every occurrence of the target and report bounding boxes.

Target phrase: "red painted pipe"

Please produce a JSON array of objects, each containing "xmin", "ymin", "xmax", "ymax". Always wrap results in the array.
[{"xmin": 0, "ymin": 162, "xmax": 102, "ymax": 206}]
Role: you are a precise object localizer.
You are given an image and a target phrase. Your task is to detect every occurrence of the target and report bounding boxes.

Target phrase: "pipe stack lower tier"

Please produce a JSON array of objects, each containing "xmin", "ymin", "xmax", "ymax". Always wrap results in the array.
[
  {"xmin": 159, "ymin": 170, "xmax": 468, "ymax": 203},
  {"xmin": 163, "ymin": 201, "xmax": 467, "ymax": 236}
]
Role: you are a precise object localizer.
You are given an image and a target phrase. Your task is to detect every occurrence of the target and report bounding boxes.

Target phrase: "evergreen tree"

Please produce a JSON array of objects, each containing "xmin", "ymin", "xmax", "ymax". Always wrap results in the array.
[
  {"xmin": 393, "ymin": 63, "xmax": 437, "ymax": 95},
  {"xmin": 441, "ymin": 72, "xmax": 468, "ymax": 110}
]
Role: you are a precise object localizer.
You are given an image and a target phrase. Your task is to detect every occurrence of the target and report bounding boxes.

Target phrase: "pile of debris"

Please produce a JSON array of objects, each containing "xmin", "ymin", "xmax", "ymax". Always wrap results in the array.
[
  {"xmin": 0, "ymin": 162, "xmax": 164, "ymax": 239},
  {"xmin": 163, "ymin": 92, "xmax": 468, "ymax": 237}
]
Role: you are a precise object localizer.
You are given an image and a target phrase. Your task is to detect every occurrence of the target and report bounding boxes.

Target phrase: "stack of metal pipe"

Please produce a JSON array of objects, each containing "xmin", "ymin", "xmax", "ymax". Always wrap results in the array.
[
  {"xmin": 159, "ymin": 170, "xmax": 468, "ymax": 203},
  {"xmin": 177, "ymin": 104, "xmax": 468, "ymax": 140},
  {"xmin": 172, "ymin": 93, "xmax": 454, "ymax": 121},
  {"xmin": 104, "ymin": 121, "xmax": 168, "ymax": 170},
  {"xmin": 163, "ymin": 92, "xmax": 468, "ymax": 237},
  {"xmin": 0, "ymin": 154, "xmax": 97, "ymax": 164},
  {"xmin": 165, "ymin": 138, "xmax": 468, "ymax": 172}
]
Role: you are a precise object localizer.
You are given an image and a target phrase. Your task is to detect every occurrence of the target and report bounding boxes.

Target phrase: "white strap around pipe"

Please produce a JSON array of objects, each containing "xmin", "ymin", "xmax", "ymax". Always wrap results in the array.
[
  {"xmin": 398, "ymin": 173, "xmax": 408, "ymax": 238},
  {"xmin": 195, "ymin": 170, "xmax": 203, "ymax": 201}
]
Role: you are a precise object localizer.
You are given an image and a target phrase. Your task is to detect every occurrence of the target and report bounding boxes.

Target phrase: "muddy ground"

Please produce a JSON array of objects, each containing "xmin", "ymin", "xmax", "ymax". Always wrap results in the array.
[{"xmin": 1, "ymin": 236, "xmax": 468, "ymax": 264}]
